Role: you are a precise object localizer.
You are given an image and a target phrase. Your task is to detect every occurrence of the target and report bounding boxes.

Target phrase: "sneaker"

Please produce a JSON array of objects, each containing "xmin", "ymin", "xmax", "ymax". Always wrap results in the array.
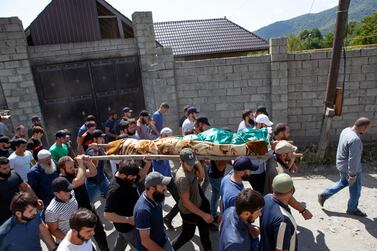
[
  {"xmin": 163, "ymin": 217, "xmax": 174, "ymax": 230},
  {"xmin": 346, "ymin": 209, "xmax": 367, "ymax": 217},
  {"xmin": 318, "ymin": 194, "xmax": 326, "ymax": 207}
]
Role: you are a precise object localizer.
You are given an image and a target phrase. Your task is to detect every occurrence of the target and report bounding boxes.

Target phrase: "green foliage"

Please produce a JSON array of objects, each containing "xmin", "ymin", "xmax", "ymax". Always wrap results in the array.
[
  {"xmin": 351, "ymin": 12, "xmax": 377, "ymax": 45},
  {"xmin": 286, "ymin": 11, "xmax": 377, "ymax": 52}
]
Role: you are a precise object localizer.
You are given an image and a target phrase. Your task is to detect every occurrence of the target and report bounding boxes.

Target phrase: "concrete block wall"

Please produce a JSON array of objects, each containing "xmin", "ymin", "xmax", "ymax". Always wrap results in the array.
[
  {"xmin": 28, "ymin": 38, "xmax": 138, "ymax": 65},
  {"xmin": 174, "ymin": 55, "xmax": 271, "ymax": 128},
  {"xmin": 0, "ymin": 17, "xmax": 42, "ymax": 130}
]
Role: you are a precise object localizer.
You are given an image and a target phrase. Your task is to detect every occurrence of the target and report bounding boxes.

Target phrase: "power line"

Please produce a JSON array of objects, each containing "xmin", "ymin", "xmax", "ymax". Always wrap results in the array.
[{"xmin": 308, "ymin": 0, "xmax": 316, "ymax": 14}]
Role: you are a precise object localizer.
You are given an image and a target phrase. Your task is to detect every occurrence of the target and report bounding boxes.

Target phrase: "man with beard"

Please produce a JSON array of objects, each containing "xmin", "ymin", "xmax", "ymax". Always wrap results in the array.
[
  {"xmin": 59, "ymin": 155, "xmax": 110, "ymax": 251},
  {"xmin": 172, "ymin": 149, "xmax": 213, "ymax": 251},
  {"xmin": 50, "ymin": 130, "xmax": 70, "ymax": 162},
  {"xmin": 134, "ymin": 171, "xmax": 173, "ymax": 251},
  {"xmin": 104, "ymin": 162, "xmax": 150, "ymax": 250},
  {"xmin": 57, "ymin": 208, "xmax": 97, "ymax": 251},
  {"xmin": 27, "ymin": 149, "xmax": 59, "ymax": 207},
  {"xmin": 264, "ymin": 141, "xmax": 313, "ymax": 221},
  {"xmin": 219, "ymin": 157, "xmax": 260, "ymax": 250},
  {"xmin": 219, "ymin": 189, "xmax": 265, "ymax": 251},
  {"xmin": 45, "ymin": 177, "xmax": 78, "ymax": 243},
  {"xmin": 237, "ymin": 109, "xmax": 255, "ymax": 132},
  {"xmin": 0, "ymin": 157, "xmax": 34, "ymax": 225},
  {"xmin": 181, "ymin": 107, "xmax": 199, "ymax": 135},
  {"xmin": 0, "ymin": 192, "xmax": 57, "ymax": 251},
  {"xmin": 8, "ymin": 138, "xmax": 35, "ymax": 182},
  {"xmin": 10, "ymin": 125, "xmax": 26, "ymax": 150},
  {"xmin": 0, "ymin": 136, "xmax": 11, "ymax": 157},
  {"xmin": 137, "ymin": 111, "xmax": 158, "ymax": 140},
  {"xmin": 117, "ymin": 120, "xmax": 140, "ymax": 140}
]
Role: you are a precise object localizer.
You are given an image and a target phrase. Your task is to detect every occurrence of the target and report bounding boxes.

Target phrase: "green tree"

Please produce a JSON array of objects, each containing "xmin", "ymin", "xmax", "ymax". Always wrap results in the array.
[
  {"xmin": 299, "ymin": 28, "xmax": 324, "ymax": 49},
  {"xmin": 351, "ymin": 12, "xmax": 377, "ymax": 45},
  {"xmin": 322, "ymin": 32, "xmax": 334, "ymax": 48},
  {"xmin": 287, "ymin": 34, "xmax": 304, "ymax": 51}
]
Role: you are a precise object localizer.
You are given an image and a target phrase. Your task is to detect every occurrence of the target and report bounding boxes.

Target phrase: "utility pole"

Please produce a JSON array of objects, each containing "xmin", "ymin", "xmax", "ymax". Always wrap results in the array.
[{"xmin": 317, "ymin": 0, "xmax": 351, "ymax": 159}]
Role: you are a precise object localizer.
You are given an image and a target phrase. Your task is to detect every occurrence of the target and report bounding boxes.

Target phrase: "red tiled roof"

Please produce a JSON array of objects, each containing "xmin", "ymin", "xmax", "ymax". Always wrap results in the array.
[{"xmin": 154, "ymin": 18, "xmax": 269, "ymax": 56}]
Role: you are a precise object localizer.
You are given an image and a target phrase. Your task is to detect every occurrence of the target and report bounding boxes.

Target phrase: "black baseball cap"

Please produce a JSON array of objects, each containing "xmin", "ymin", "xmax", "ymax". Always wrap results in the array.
[
  {"xmin": 256, "ymin": 105, "xmax": 269, "ymax": 116},
  {"xmin": 0, "ymin": 136, "xmax": 10, "ymax": 144},
  {"xmin": 31, "ymin": 115, "xmax": 40, "ymax": 122},
  {"xmin": 52, "ymin": 177, "xmax": 74, "ymax": 193},
  {"xmin": 139, "ymin": 110, "xmax": 150, "ymax": 117},
  {"xmin": 187, "ymin": 107, "xmax": 199, "ymax": 114},
  {"xmin": 233, "ymin": 157, "xmax": 258, "ymax": 171},
  {"xmin": 55, "ymin": 130, "xmax": 67, "ymax": 138},
  {"xmin": 92, "ymin": 129, "xmax": 106, "ymax": 138},
  {"xmin": 196, "ymin": 116, "xmax": 210, "ymax": 126}
]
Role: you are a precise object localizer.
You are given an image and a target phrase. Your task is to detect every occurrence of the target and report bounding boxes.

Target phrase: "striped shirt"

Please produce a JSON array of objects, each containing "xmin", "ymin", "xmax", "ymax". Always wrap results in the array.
[
  {"xmin": 260, "ymin": 194, "xmax": 298, "ymax": 251},
  {"xmin": 45, "ymin": 192, "xmax": 78, "ymax": 242}
]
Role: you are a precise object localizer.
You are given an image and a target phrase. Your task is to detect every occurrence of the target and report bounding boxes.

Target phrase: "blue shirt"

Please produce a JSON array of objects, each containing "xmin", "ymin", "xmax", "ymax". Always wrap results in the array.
[
  {"xmin": 220, "ymin": 174, "xmax": 244, "ymax": 211},
  {"xmin": 27, "ymin": 163, "xmax": 59, "ymax": 206},
  {"xmin": 152, "ymin": 160, "xmax": 172, "ymax": 177},
  {"xmin": 151, "ymin": 111, "xmax": 163, "ymax": 138},
  {"xmin": 260, "ymin": 194, "xmax": 297, "ymax": 251},
  {"xmin": 219, "ymin": 206, "xmax": 251, "ymax": 251},
  {"xmin": 134, "ymin": 192, "xmax": 167, "ymax": 251},
  {"xmin": 0, "ymin": 214, "xmax": 42, "ymax": 251},
  {"xmin": 77, "ymin": 124, "xmax": 87, "ymax": 137},
  {"xmin": 104, "ymin": 119, "xmax": 116, "ymax": 143}
]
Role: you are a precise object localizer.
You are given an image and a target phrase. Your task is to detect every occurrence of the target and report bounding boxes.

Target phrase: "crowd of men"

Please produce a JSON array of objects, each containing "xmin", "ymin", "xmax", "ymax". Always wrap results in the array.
[{"xmin": 0, "ymin": 102, "xmax": 372, "ymax": 251}]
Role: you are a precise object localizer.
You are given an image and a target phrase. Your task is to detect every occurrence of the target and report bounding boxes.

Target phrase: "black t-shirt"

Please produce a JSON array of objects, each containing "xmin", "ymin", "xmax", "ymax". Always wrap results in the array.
[
  {"xmin": 26, "ymin": 138, "xmax": 43, "ymax": 161},
  {"xmin": 105, "ymin": 176, "xmax": 140, "ymax": 233},
  {"xmin": 64, "ymin": 176, "xmax": 91, "ymax": 210},
  {"xmin": 179, "ymin": 116, "xmax": 187, "ymax": 128},
  {"xmin": 0, "ymin": 172, "xmax": 22, "ymax": 224},
  {"xmin": 0, "ymin": 148, "xmax": 10, "ymax": 157},
  {"xmin": 208, "ymin": 160, "xmax": 226, "ymax": 179}
]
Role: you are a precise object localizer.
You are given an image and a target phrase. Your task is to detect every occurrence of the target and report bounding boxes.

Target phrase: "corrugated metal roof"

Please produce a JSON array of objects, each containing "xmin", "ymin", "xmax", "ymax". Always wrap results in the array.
[{"xmin": 154, "ymin": 18, "xmax": 269, "ymax": 56}]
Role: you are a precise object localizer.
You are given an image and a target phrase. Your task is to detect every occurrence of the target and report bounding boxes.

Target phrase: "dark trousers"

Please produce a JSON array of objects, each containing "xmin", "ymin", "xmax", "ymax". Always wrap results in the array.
[
  {"xmin": 172, "ymin": 187, "xmax": 212, "ymax": 251},
  {"xmin": 247, "ymin": 172, "xmax": 266, "ymax": 195},
  {"xmin": 91, "ymin": 207, "xmax": 110, "ymax": 251},
  {"xmin": 165, "ymin": 179, "xmax": 180, "ymax": 221}
]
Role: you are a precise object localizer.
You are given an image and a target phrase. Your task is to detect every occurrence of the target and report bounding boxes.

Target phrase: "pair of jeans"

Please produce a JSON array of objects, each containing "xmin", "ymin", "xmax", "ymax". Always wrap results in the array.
[
  {"xmin": 113, "ymin": 229, "xmax": 136, "ymax": 251},
  {"xmin": 321, "ymin": 172, "xmax": 362, "ymax": 212},
  {"xmin": 86, "ymin": 177, "xmax": 110, "ymax": 203},
  {"xmin": 208, "ymin": 176, "xmax": 223, "ymax": 217},
  {"xmin": 164, "ymin": 179, "xmax": 180, "ymax": 221}
]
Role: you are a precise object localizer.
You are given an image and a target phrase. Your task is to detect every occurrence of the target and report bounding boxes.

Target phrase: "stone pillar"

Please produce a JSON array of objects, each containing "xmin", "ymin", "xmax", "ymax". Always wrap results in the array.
[
  {"xmin": 132, "ymin": 12, "xmax": 179, "ymax": 132},
  {"xmin": 270, "ymin": 38, "xmax": 288, "ymax": 124},
  {"xmin": 0, "ymin": 17, "xmax": 42, "ymax": 130}
]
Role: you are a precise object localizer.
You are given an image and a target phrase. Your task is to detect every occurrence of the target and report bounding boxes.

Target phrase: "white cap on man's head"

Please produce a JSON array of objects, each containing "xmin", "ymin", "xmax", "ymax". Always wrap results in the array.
[
  {"xmin": 160, "ymin": 127, "xmax": 173, "ymax": 136},
  {"xmin": 255, "ymin": 114, "xmax": 273, "ymax": 127}
]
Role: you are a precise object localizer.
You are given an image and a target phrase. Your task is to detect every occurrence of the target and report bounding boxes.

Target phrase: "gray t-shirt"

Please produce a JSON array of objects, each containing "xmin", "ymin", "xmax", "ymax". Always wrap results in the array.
[
  {"xmin": 175, "ymin": 166, "xmax": 202, "ymax": 214},
  {"xmin": 336, "ymin": 127, "xmax": 363, "ymax": 176}
]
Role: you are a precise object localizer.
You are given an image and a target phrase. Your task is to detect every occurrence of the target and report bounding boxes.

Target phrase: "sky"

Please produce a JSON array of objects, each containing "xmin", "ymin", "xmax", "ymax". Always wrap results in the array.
[{"xmin": 0, "ymin": 0, "xmax": 339, "ymax": 31}]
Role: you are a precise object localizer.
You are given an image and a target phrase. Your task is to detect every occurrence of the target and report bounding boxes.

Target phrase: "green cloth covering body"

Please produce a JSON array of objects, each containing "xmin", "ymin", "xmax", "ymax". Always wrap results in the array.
[{"xmin": 179, "ymin": 128, "xmax": 269, "ymax": 145}]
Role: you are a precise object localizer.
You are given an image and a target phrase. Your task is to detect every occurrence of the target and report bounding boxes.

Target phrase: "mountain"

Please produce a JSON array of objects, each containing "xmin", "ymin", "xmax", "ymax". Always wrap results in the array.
[{"xmin": 254, "ymin": 0, "xmax": 377, "ymax": 39}]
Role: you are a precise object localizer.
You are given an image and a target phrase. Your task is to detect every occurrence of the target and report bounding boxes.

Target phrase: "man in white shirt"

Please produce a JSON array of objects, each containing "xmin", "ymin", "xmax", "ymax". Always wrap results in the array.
[
  {"xmin": 8, "ymin": 138, "xmax": 35, "ymax": 181},
  {"xmin": 181, "ymin": 107, "xmax": 199, "ymax": 135},
  {"xmin": 57, "ymin": 208, "xmax": 96, "ymax": 251}
]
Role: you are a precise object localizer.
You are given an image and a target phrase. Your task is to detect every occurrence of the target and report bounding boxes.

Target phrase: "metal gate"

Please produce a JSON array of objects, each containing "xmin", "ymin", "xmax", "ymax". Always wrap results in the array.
[{"xmin": 33, "ymin": 56, "xmax": 145, "ymax": 142}]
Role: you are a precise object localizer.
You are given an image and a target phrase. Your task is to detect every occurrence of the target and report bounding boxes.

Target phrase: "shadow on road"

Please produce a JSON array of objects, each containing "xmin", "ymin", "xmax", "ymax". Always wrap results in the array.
[
  {"xmin": 322, "ymin": 209, "xmax": 377, "ymax": 239},
  {"xmin": 298, "ymin": 226, "xmax": 330, "ymax": 251}
]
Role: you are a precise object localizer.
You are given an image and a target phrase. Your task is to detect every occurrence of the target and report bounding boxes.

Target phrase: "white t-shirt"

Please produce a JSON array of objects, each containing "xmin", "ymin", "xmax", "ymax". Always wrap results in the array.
[
  {"xmin": 181, "ymin": 118, "xmax": 195, "ymax": 135},
  {"xmin": 8, "ymin": 150, "xmax": 34, "ymax": 181},
  {"xmin": 57, "ymin": 230, "xmax": 93, "ymax": 251}
]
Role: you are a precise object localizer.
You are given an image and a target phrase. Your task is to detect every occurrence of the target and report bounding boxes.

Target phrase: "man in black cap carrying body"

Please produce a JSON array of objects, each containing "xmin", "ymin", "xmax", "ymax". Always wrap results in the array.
[
  {"xmin": 173, "ymin": 149, "xmax": 213, "ymax": 251},
  {"xmin": 194, "ymin": 116, "xmax": 211, "ymax": 133},
  {"xmin": 134, "ymin": 171, "xmax": 173, "ymax": 251},
  {"xmin": 45, "ymin": 177, "xmax": 78, "ymax": 243}
]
